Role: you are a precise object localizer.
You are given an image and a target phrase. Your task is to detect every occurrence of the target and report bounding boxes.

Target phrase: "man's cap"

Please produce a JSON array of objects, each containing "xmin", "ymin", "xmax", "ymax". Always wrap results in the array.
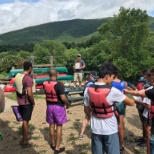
[
  {"xmin": 77, "ymin": 54, "xmax": 81, "ymax": 57},
  {"xmin": 89, "ymin": 71, "xmax": 98, "ymax": 79}
]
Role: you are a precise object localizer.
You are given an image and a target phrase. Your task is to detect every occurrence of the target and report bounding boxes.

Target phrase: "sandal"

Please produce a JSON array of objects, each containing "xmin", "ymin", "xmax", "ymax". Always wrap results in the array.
[
  {"xmin": 120, "ymin": 147, "xmax": 124, "ymax": 154},
  {"xmin": 50, "ymin": 143, "xmax": 55, "ymax": 150},
  {"xmin": 79, "ymin": 135, "xmax": 83, "ymax": 140},
  {"xmin": 19, "ymin": 142, "xmax": 34, "ymax": 149},
  {"xmin": 54, "ymin": 147, "xmax": 65, "ymax": 154}
]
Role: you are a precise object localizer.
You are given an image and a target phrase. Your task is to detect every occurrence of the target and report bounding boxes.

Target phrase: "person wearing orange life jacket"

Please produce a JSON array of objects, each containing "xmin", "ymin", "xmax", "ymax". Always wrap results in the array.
[
  {"xmin": 84, "ymin": 62, "xmax": 134, "ymax": 154},
  {"xmin": 79, "ymin": 71, "xmax": 98, "ymax": 140},
  {"xmin": 43, "ymin": 69, "xmax": 69, "ymax": 154}
]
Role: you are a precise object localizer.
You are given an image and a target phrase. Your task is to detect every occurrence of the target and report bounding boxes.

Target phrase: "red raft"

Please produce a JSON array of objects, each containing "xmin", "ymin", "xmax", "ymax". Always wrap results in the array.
[{"xmin": 4, "ymin": 74, "xmax": 67, "ymax": 92}]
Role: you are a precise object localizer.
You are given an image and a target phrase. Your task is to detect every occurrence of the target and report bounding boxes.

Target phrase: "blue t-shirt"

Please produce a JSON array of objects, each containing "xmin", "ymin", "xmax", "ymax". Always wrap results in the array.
[
  {"xmin": 86, "ymin": 81, "xmax": 94, "ymax": 88},
  {"xmin": 112, "ymin": 81, "xmax": 126, "ymax": 92}
]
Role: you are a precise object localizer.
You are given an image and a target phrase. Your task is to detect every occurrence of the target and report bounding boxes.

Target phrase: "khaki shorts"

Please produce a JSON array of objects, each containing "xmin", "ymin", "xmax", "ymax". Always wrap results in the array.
[{"xmin": 74, "ymin": 72, "xmax": 83, "ymax": 82}]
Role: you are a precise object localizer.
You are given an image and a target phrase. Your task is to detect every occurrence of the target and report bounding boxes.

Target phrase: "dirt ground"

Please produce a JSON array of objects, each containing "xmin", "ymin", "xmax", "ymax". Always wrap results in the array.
[{"xmin": 0, "ymin": 93, "xmax": 146, "ymax": 154}]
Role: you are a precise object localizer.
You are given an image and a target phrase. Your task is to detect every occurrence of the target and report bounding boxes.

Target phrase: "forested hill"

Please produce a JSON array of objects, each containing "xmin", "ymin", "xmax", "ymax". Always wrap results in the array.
[
  {"xmin": 0, "ymin": 18, "xmax": 109, "ymax": 45},
  {"xmin": 0, "ymin": 17, "xmax": 154, "ymax": 45}
]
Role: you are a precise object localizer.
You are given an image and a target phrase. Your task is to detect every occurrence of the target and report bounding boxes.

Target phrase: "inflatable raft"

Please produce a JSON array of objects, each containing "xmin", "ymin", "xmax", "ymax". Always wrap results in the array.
[
  {"xmin": 4, "ymin": 75, "xmax": 73, "ymax": 92},
  {"xmin": 8, "ymin": 67, "xmax": 68, "ymax": 77}
]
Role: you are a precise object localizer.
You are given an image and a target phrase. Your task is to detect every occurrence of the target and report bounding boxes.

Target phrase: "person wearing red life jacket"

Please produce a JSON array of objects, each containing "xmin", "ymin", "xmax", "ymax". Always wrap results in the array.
[
  {"xmin": 84, "ymin": 62, "xmax": 134, "ymax": 154},
  {"xmin": 124, "ymin": 67, "xmax": 154, "ymax": 154},
  {"xmin": 79, "ymin": 71, "xmax": 98, "ymax": 140},
  {"xmin": 43, "ymin": 69, "xmax": 69, "ymax": 154}
]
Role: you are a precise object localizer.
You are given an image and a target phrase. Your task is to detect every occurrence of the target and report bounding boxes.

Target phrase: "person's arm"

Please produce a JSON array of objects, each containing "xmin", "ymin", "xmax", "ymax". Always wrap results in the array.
[
  {"xmin": 27, "ymin": 87, "xmax": 35, "ymax": 105},
  {"xmin": 73, "ymin": 61, "xmax": 76, "ymax": 69},
  {"xmin": 60, "ymin": 94, "xmax": 69, "ymax": 109},
  {"xmin": 84, "ymin": 106, "xmax": 91, "ymax": 119},
  {"xmin": 134, "ymin": 99, "xmax": 151, "ymax": 109},
  {"xmin": 58, "ymin": 82, "xmax": 69, "ymax": 109},
  {"xmin": 0, "ymin": 88, "xmax": 5, "ymax": 113},
  {"xmin": 123, "ymin": 89, "xmax": 146, "ymax": 97},
  {"xmin": 25, "ymin": 76, "xmax": 35, "ymax": 106},
  {"xmin": 83, "ymin": 88, "xmax": 91, "ymax": 118},
  {"xmin": 122, "ymin": 96, "xmax": 134, "ymax": 106},
  {"xmin": 81, "ymin": 60, "xmax": 86, "ymax": 69}
]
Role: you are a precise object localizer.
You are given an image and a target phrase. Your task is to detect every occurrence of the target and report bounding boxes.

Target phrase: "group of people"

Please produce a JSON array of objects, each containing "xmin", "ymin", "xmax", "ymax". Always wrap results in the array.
[{"xmin": 1, "ymin": 54, "xmax": 154, "ymax": 154}]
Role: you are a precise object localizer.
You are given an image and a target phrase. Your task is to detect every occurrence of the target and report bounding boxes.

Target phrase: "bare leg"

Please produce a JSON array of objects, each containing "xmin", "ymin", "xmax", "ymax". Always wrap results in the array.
[
  {"xmin": 79, "ymin": 81, "xmax": 82, "ymax": 87},
  {"xmin": 144, "ymin": 121, "xmax": 151, "ymax": 154},
  {"xmin": 50, "ymin": 124, "xmax": 55, "ymax": 146},
  {"xmin": 55, "ymin": 125, "xmax": 62, "ymax": 151},
  {"xmin": 118, "ymin": 115, "xmax": 124, "ymax": 149},
  {"xmin": 74, "ymin": 81, "xmax": 77, "ymax": 87},
  {"xmin": 138, "ymin": 110, "xmax": 146, "ymax": 139},
  {"xmin": 22, "ymin": 120, "xmax": 29, "ymax": 144},
  {"xmin": 79, "ymin": 114, "xmax": 89, "ymax": 137}
]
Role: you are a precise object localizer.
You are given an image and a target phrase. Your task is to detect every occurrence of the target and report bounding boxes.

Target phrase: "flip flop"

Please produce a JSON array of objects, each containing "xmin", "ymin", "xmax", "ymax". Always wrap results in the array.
[
  {"xmin": 50, "ymin": 143, "xmax": 55, "ymax": 150},
  {"xmin": 54, "ymin": 147, "xmax": 65, "ymax": 154},
  {"xmin": 19, "ymin": 142, "xmax": 34, "ymax": 149}
]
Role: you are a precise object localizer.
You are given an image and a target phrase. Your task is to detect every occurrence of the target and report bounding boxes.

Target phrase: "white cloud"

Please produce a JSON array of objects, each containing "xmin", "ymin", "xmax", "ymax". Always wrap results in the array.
[{"xmin": 0, "ymin": 0, "xmax": 154, "ymax": 34}]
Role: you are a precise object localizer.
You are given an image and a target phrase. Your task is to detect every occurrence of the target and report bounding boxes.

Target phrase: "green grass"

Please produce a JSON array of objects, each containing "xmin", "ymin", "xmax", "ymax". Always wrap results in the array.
[
  {"xmin": 38, "ymin": 150, "xmax": 48, "ymax": 154},
  {"xmin": 75, "ymin": 119, "xmax": 80, "ymax": 122},
  {"xmin": 29, "ymin": 124, "xmax": 36, "ymax": 131},
  {"xmin": 6, "ymin": 93, "xmax": 16, "ymax": 100},
  {"xmin": 0, "ymin": 73, "xmax": 7, "ymax": 78},
  {"xmin": 34, "ymin": 94, "xmax": 45, "ymax": 99},
  {"xmin": 67, "ymin": 133, "xmax": 77, "ymax": 143},
  {"xmin": 32, "ymin": 135, "xmax": 41, "ymax": 140}
]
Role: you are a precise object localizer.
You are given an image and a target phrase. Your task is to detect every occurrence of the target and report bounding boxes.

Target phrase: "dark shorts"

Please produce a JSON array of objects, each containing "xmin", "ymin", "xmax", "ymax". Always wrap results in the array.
[
  {"xmin": 143, "ymin": 117, "xmax": 152, "ymax": 126},
  {"xmin": 116, "ymin": 103, "xmax": 125, "ymax": 115},
  {"xmin": 46, "ymin": 105, "xmax": 67, "ymax": 125},
  {"xmin": 19, "ymin": 104, "xmax": 33, "ymax": 121}
]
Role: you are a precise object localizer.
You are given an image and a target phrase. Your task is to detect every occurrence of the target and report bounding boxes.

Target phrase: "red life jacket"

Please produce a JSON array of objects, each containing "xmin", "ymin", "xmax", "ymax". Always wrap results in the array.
[
  {"xmin": 43, "ymin": 81, "xmax": 59, "ymax": 103},
  {"xmin": 149, "ymin": 100, "xmax": 154, "ymax": 119},
  {"xmin": 88, "ymin": 84, "xmax": 118, "ymax": 119},
  {"xmin": 137, "ymin": 82, "xmax": 144, "ymax": 90}
]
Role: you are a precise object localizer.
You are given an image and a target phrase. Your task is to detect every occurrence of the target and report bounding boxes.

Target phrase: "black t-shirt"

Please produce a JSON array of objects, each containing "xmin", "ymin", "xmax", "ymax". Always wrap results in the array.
[
  {"xmin": 145, "ymin": 88, "xmax": 154, "ymax": 101},
  {"xmin": 47, "ymin": 81, "xmax": 65, "ymax": 106}
]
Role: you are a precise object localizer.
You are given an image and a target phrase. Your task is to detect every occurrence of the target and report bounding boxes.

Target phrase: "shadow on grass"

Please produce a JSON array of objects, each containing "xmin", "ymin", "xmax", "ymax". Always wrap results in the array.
[
  {"xmin": 0, "ymin": 119, "xmax": 38, "ymax": 154},
  {"xmin": 124, "ymin": 127, "xmax": 146, "ymax": 154}
]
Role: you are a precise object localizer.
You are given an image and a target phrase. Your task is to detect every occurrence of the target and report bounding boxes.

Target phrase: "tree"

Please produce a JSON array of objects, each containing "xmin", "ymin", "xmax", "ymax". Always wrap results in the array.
[
  {"xmin": 33, "ymin": 40, "xmax": 67, "ymax": 66},
  {"xmin": 98, "ymin": 7, "xmax": 150, "ymax": 80}
]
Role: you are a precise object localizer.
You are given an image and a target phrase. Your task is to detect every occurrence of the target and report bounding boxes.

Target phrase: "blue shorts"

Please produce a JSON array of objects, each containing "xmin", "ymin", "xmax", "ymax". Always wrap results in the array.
[{"xmin": 92, "ymin": 133, "xmax": 120, "ymax": 154}]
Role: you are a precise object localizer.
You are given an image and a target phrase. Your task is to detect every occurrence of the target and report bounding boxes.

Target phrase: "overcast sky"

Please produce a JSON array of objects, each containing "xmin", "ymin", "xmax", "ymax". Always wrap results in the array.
[{"xmin": 0, "ymin": 0, "xmax": 154, "ymax": 34}]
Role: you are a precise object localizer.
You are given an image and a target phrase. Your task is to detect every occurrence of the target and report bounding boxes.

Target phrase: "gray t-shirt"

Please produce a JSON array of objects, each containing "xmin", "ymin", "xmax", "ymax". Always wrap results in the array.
[{"xmin": 74, "ymin": 59, "xmax": 85, "ymax": 72}]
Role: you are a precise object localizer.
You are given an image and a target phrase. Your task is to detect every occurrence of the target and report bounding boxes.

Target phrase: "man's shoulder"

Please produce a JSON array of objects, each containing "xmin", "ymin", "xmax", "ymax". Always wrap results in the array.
[
  {"xmin": 56, "ymin": 82, "xmax": 64, "ymax": 88},
  {"xmin": 23, "ymin": 75, "xmax": 32, "ymax": 81}
]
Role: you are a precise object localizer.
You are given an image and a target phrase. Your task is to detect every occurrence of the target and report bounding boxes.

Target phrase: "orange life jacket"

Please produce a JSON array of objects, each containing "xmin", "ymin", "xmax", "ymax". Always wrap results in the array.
[
  {"xmin": 149, "ymin": 100, "xmax": 154, "ymax": 119},
  {"xmin": 43, "ymin": 81, "xmax": 59, "ymax": 103},
  {"xmin": 88, "ymin": 84, "xmax": 118, "ymax": 119}
]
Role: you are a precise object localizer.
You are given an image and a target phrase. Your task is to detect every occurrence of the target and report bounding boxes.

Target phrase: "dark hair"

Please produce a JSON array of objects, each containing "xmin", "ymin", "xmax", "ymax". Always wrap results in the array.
[
  {"xmin": 141, "ymin": 69, "xmax": 148, "ymax": 76},
  {"xmin": 148, "ymin": 67, "xmax": 154, "ymax": 74},
  {"xmin": 23, "ymin": 61, "xmax": 32, "ymax": 71},
  {"xmin": 98, "ymin": 62, "xmax": 118, "ymax": 78}
]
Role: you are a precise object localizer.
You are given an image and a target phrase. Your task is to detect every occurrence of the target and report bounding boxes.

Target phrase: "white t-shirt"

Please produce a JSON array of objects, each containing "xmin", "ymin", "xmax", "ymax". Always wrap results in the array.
[
  {"xmin": 84, "ymin": 82, "xmax": 126, "ymax": 135},
  {"xmin": 142, "ymin": 86, "xmax": 153, "ymax": 118}
]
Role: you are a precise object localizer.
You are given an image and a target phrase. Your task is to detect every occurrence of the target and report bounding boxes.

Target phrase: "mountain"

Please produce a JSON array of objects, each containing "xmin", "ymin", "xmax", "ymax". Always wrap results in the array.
[
  {"xmin": 0, "ymin": 17, "xmax": 154, "ymax": 45},
  {"xmin": 0, "ymin": 18, "xmax": 109, "ymax": 45}
]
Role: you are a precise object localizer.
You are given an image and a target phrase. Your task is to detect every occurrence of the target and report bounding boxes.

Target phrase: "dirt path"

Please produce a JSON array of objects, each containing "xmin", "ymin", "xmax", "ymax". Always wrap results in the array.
[{"xmin": 0, "ymin": 95, "xmax": 146, "ymax": 154}]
